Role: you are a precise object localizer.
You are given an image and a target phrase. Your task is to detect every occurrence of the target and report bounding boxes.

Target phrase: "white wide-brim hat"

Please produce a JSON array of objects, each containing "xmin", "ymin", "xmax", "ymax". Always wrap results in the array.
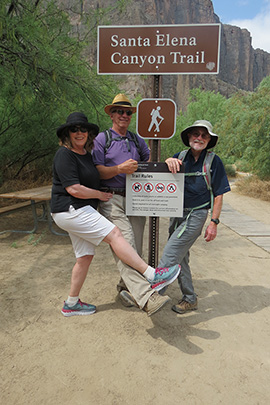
[{"xmin": 181, "ymin": 120, "xmax": 218, "ymax": 149}]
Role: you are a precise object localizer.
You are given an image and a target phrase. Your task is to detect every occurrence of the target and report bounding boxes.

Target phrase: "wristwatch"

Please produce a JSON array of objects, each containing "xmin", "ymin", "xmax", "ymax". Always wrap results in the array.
[{"xmin": 211, "ymin": 218, "xmax": 220, "ymax": 225}]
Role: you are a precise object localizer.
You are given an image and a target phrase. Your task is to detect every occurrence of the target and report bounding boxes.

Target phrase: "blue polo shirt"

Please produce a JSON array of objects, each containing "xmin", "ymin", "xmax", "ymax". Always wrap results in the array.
[{"xmin": 173, "ymin": 149, "xmax": 230, "ymax": 209}]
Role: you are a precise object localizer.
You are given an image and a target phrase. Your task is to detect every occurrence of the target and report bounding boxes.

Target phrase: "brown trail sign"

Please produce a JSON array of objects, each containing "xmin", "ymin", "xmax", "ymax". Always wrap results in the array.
[
  {"xmin": 98, "ymin": 24, "xmax": 221, "ymax": 75},
  {"xmin": 136, "ymin": 98, "xmax": 176, "ymax": 140}
]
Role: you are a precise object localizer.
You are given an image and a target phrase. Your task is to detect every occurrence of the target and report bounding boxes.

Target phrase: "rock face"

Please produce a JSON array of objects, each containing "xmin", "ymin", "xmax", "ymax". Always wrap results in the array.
[{"xmin": 77, "ymin": 0, "xmax": 270, "ymax": 109}]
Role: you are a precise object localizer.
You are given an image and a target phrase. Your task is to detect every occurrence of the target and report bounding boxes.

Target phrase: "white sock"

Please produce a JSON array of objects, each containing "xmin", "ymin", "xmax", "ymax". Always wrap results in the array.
[
  {"xmin": 66, "ymin": 296, "xmax": 79, "ymax": 307},
  {"xmin": 143, "ymin": 266, "xmax": 156, "ymax": 281}
]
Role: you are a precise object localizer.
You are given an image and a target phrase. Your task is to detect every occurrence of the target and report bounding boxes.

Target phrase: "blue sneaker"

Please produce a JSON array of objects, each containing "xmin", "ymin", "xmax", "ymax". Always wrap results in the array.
[
  {"xmin": 61, "ymin": 299, "xmax": 96, "ymax": 317},
  {"xmin": 150, "ymin": 264, "xmax": 181, "ymax": 291}
]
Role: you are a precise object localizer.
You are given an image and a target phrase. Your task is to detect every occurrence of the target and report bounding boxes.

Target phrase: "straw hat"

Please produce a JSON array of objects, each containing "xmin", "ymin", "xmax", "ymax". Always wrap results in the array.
[
  {"xmin": 181, "ymin": 120, "xmax": 218, "ymax": 149},
  {"xmin": 56, "ymin": 112, "xmax": 99, "ymax": 138},
  {"xmin": 104, "ymin": 94, "xmax": 137, "ymax": 115}
]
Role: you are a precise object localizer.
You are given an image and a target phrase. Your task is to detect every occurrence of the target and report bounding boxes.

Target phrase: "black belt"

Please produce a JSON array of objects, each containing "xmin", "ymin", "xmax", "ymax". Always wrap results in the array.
[{"xmin": 101, "ymin": 187, "xmax": 126, "ymax": 197}]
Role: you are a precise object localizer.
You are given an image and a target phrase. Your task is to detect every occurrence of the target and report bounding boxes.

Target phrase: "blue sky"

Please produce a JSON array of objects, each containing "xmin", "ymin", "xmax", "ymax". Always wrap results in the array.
[{"xmin": 212, "ymin": 0, "xmax": 270, "ymax": 52}]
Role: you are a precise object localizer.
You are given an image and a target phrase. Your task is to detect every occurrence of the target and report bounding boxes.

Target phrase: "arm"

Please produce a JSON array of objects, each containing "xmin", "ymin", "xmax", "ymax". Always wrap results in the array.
[
  {"xmin": 204, "ymin": 194, "xmax": 223, "ymax": 242},
  {"xmin": 96, "ymin": 159, "xmax": 139, "ymax": 180},
  {"xmin": 66, "ymin": 184, "xmax": 112, "ymax": 202}
]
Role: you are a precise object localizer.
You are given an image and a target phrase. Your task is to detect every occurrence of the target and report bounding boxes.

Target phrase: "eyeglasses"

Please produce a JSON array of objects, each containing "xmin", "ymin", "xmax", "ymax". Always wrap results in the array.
[
  {"xmin": 190, "ymin": 131, "xmax": 210, "ymax": 140},
  {"xmin": 69, "ymin": 126, "xmax": 88, "ymax": 133},
  {"xmin": 111, "ymin": 109, "xmax": 133, "ymax": 116}
]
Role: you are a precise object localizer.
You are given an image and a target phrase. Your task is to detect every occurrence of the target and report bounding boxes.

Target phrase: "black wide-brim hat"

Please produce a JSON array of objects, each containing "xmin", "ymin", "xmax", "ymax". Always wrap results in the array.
[
  {"xmin": 56, "ymin": 112, "xmax": 99, "ymax": 138},
  {"xmin": 181, "ymin": 120, "xmax": 218, "ymax": 149}
]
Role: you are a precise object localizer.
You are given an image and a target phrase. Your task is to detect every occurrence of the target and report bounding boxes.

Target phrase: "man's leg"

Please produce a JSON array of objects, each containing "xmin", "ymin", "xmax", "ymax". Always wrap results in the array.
[
  {"xmin": 99, "ymin": 195, "xmax": 153, "ymax": 309},
  {"xmin": 116, "ymin": 215, "xmax": 146, "ymax": 295},
  {"xmin": 158, "ymin": 209, "xmax": 208, "ymax": 302},
  {"xmin": 129, "ymin": 215, "xmax": 146, "ymax": 257}
]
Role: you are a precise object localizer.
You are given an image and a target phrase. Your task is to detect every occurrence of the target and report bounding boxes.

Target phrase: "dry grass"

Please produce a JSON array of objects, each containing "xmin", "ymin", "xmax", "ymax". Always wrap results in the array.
[
  {"xmin": 234, "ymin": 175, "xmax": 270, "ymax": 202},
  {"xmin": 0, "ymin": 176, "xmax": 51, "ymax": 194},
  {"xmin": 0, "ymin": 175, "xmax": 51, "ymax": 208}
]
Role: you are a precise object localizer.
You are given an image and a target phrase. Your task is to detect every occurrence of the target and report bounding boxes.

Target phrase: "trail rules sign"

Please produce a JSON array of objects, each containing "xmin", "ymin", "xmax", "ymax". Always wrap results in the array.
[
  {"xmin": 98, "ymin": 24, "xmax": 221, "ymax": 75},
  {"xmin": 126, "ymin": 162, "xmax": 185, "ymax": 217}
]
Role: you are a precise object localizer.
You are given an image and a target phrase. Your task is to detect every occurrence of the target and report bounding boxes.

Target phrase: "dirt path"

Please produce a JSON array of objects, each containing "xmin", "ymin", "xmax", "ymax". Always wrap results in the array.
[{"xmin": 0, "ymin": 188, "xmax": 269, "ymax": 405}]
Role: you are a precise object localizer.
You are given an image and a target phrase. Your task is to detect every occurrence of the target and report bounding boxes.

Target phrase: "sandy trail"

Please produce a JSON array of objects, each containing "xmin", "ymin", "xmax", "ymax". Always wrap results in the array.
[{"xmin": 0, "ymin": 188, "xmax": 269, "ymax": 404}]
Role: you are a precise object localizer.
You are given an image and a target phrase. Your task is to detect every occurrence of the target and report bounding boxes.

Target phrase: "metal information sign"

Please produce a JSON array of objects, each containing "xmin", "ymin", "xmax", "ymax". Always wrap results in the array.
[
  {"xmin": 136, "ymin": 98, "xmax": 176, "ymax": 140},
  {"xmin": 98, "ymin": 24, "xmax": 221, "ymax": 75},
  {"xmin": 126, "ymin": 162, "xmax": 185, "ymax": 217}
]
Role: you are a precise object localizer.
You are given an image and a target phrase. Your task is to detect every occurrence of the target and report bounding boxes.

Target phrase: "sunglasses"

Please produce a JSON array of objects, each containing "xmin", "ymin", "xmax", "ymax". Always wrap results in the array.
[
  {"xmin": 111, "ymin": 109, "xmax": 133, "ymax": 116},
  {"xmin": 69, "ymin": 126, "xmax": 88, "ymax": 133},
  {"xmin": 190, "ymin": 131, "xmax": 210, "ymax": 140}
]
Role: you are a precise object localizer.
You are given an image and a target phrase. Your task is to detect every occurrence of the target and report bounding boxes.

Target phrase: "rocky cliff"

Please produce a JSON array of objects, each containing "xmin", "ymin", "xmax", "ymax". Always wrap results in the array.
[{"xmin": 71, "ymin": 0, "xmax": 270, "ymax": 110}]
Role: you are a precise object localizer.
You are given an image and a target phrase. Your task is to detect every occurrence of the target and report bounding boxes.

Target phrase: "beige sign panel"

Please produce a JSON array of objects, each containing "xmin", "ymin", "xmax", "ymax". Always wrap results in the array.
[
  {"xmin": 126, "ymin": 163, "xmax": 184, "ymax": 217},
  {"xmin": 98, "ymin": 24, "xmax": 221, "ymax": 75},
  {"xmin": 136, "ymin": 98, "xmax": 176, "ymax": 139}
]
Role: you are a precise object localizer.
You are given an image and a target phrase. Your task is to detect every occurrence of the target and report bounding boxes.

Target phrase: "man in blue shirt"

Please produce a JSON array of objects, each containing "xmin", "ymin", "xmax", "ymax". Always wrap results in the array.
[{"xmin": 159, "ymin": 120, "xmax": 230, "ymax": 314}]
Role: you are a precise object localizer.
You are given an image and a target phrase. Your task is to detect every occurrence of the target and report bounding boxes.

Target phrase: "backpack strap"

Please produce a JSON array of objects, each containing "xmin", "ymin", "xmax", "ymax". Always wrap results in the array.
[
  {"xmin": 172, "ymin": 149, "xmax": 216, "ymax": 238},
  {"xmin": 104, "ymin": 129, "xmax": 111, "ymax": 153},
  {"xmin": 104, "ymin": 129, "xmax": 141, "ymax": 156},
  {"xmin": 176, "ymin": 202, "xmax": 210, "ymax": 238},
  {"xmin": 177, "ymin": 149, "xmax": 215, "ymax": 193},
  {"xmin": 202, "ymin": 150, "xmax": 215, "ymax": 190},
  {"xmin": 104, "ymin": 129, "xmax": 122, "ymax": 153},
  {"xmin": 177, "ymin": 149, "xmax": 189, "ymax": 161},
  {"xmin": 129, "ymin": 131, "xmax": 140, "ymax": 150},
  {"xmin": 202, "ymin": 151, "xmax": 215, "ymax": 214}
]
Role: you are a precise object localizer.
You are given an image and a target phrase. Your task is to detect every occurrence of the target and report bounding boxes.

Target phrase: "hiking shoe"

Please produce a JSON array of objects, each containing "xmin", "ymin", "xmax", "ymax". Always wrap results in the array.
[
  {"xmin": 171, "ymin": 299, "xmax": 198, "ymax": 314},
  {"xmin": 119, "ymin": 290, "xmax": 138, "ymax": 308},
  {"xmin": 116, "ymin": 278, "xmax": 128, "ymax": 293},
  {"xmin": 61, "ymin": 299, "xmax": 96, "ymax": 317},
  {"xmin": 143, "ymin": 291, "xmax": 171, "ymax": 316},
  {"xmin": 150, "ymin": 264, "xmax": 181, "ymax": 291}
]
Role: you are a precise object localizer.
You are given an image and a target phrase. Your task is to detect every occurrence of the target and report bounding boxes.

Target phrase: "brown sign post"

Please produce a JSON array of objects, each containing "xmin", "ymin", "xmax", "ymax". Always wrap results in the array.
[
  {"xmin": 136, "ymin": 98, "xmax": 177, "ymax": 266},
  {"xmin": 98, "ymin": 24, "xmax": 221, "ymax": 267},
  {"xmin": 98, "ymin": 24, "xmax": 221, "ymax": 75}
]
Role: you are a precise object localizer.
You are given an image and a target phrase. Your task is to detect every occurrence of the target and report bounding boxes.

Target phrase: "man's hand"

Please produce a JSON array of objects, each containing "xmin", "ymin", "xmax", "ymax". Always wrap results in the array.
[
  {"xmin": 205, "ymin": 195, "xmax": 223, "ymax": 242},
  {"xmin": 118, "ymin": 159, "xmax": 138, "ymax": 174},
  {"xmin": 204, "ymin": 222, "xmax": 218, "ymax": 242},
  {"xmin": 165, "ymin": 157, "xmax": 182, "ymax": 173}
]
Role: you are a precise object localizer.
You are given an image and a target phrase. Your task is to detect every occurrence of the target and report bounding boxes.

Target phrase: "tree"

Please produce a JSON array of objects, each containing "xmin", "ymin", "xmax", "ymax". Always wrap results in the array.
[
  {"xmin": 0, "ymin": 0, "xmax": 118, "ymax": 183},
  {"xmin": 161, "ymin": 88, "xmax": 227, "ymax": 161},
  {"xmin": 215, "ymin": 77, "xmax": 270, "ymax": 178},
  {"xmin": 160, "ymin": 83, "xmax": 270, "ymax": 180}
]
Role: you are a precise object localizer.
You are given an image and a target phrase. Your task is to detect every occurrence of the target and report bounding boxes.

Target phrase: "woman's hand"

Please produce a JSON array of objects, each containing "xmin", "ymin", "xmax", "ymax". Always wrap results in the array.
[{"xmin": 99, "ymin": 191, "xmax": 113, "ymax": 202}]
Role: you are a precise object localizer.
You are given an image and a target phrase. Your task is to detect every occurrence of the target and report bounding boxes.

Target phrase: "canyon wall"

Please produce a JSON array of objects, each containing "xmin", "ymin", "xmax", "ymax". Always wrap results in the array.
[{"xmin": 66, "ymin": 0, "xmax": 270, "ymax": 109}]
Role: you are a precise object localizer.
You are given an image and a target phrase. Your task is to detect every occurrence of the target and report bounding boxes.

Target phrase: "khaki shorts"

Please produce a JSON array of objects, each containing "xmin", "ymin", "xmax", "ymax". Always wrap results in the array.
[{"xmin": 52, "ymin": 205, "xmax": 115, "ymax": 258}]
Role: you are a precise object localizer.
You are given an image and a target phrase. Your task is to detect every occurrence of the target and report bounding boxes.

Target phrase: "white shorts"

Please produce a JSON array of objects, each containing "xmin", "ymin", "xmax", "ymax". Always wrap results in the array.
[{"xmin": 52, "ymin": 205, "xmax": 115, "ymax": 258}]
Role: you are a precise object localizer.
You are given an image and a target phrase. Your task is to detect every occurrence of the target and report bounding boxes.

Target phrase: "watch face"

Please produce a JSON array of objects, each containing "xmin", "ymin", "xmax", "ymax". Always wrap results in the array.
[{"xmin": 211, "ymin": 218, "xmax": 220, "ymax": 225}]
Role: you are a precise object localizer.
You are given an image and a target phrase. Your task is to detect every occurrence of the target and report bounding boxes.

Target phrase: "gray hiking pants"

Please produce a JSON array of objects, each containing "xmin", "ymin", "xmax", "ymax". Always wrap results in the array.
[{"xmin": 158, "ymin": 208, "xmax": 208, "ymax": 303}]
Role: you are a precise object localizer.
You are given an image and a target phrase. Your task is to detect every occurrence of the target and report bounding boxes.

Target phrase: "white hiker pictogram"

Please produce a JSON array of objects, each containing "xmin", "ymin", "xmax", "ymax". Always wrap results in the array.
[{"xmin": 148, "ymin": 106, "xmax": 164, "ymax": 133}]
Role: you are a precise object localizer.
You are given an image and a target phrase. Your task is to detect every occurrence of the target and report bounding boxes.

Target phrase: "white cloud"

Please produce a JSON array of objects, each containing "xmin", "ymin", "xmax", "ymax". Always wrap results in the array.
[{"xmin": 228, "ymin": 4, "xmax": 270, "ymax": 52}]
